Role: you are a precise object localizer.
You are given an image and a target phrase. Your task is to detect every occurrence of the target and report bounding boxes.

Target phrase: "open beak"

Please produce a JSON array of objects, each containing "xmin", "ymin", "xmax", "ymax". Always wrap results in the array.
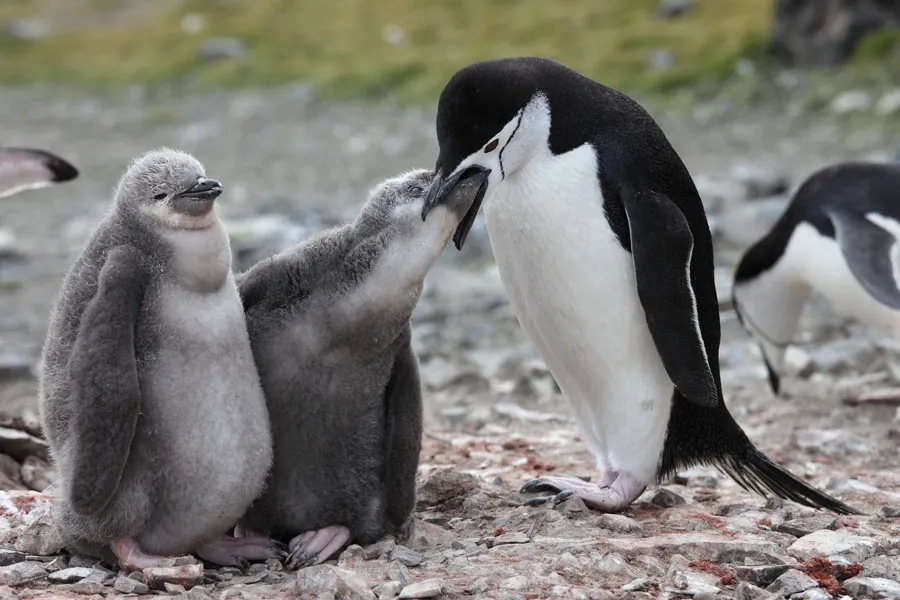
[
  {"xmin": 176, "ymin": 178, "xmax": 223, "ymax": 201},
  {"xmin": 421, "ymin": 165, "xmax": 491, "ymax": 250}
]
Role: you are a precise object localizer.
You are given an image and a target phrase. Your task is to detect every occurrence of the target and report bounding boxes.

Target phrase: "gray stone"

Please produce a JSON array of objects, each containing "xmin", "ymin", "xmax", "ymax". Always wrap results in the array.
[
  {"xmin": 731, "ymin": 564, "xmax": 792, "ymax": 587},
  {"xmin": 3, "ymin": 18, "xmax": 49, "ymax": 42},
  {"xmin": 416, "ymin": 470, "xmax": 480, "ymax": 510},
  {"xmin": 398, "ymin": 579, "xmax": 443, "ymax": 599},
  {"xmin": 593, "ymin": 552, "xmax": 636, "ymax": 576},
  {"xmin": 20, "ymin": 456, "xmax": 54, "ymax": 492},
  {"xmin": 773, "ymin": 515, "xmax": 838, "ymax": 538},
  {"xmin": 143, "ymin": 562, "xmax": 204, "ymax": 589},
  {"xmin": 65, "ymin": 581, "xmax": 108, "ymax": 595},
  {"xmin": 793, "ymin": 589, "xmax": 832, "ymax": 600},
  {"xmin": 877, "ymin": 89, "xmax": 900, "ymax": 116},
  {"xmin": 650, "ymin": 488, "xmax": 685, "ymax": 508},
  {"xmin": 794, "ymin": 428, "xmax": 874, "ymax": 457},
  {"xmin": 596, "ymin": 513, "xmax": 643, "ymax": 534},
  {"xmin": 500, "ymin": 575, "xmax": 528, "ymax": 590},
  {"xmin": 47, "ymin": 567, "xmax": 98, "ymax": 583},
  {"xmin": 731, "ymin": 164, "xmax": 790, "ymax": 199},
  {"xmin": 621, "ymin": 578, "xmax": 652, "ymax": 592},
  {"xmin": 830, "ymin": 90, "xmax": 872, "ymax": 114},
  {"xmin": 842, "ymin": 576, "xmax": 900, "ymax": 598},
  {"xmin": 647, "ymin": 49, "xmax": 676, "ymax": 72},
  {"xmin": 671, "ymin": 569, "xmax": 721, "ymax": 596},
  {"xmin": 0, "ymin": 561, "xmax": 48, "ymax": 585},
  {"xmin": 0, "ymin": 426, "xmax": 49, "ymax": 462},
  {"xmin": 373, "ymin": 580, "xmax": 402, "ymax": 599},
  {"xmin": 787, "ymin": 530, "xmax": 880, "ymax": 562},
  {"xmin": 14, "ymin": 497, "xmax": 64, "ymax": 555},
  {"xmin": 861, "ymin": 554, "xmax": 900, "ymax": 580},
  {"xmin": 736, "ymin": 581, "xmax": 779, "ymax": 600},
  {"xmin": 296, "ymin": 565, "xmax": 375, "ymax": 600},
  {"xmin": 882, "ymin": 506, "xmax": 900, "ymax": 518},
  {"xmin": 390, "ymin": 545, "xmax": 424, "ymax": 567},
  {"xmin": 198, "ymin": 37, "xmax": 247, "ymax": 62},
  {"xmin": 114, "ymin": 575, "xmax": 151, "ymax": 594},
  {"xmin": 0, "ymin": 549, "xmax": 26, "ymax": 566},
  {"xmin": 493, "ymin": 532, "xmax": 530, "ymax": 546},
  {"xmin": 765, "ymin": 568, "xmax": 817, "ymax": 595}
]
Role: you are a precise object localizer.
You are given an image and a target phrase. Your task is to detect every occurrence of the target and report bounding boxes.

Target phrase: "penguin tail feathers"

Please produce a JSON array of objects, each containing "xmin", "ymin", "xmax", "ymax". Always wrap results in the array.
[{"xmin": 717, "ymin": 449, "xmax": 862, "ymax": 516}]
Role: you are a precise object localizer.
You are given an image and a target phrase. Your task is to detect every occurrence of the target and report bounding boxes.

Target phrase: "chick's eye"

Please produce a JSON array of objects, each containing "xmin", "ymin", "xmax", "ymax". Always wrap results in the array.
[
  {"xmin": 153, "ymin": 192, "xmax": 167, "ymax": 200},
  {"xmin": 484, "ymin": 139, "xmax": 499, "ymax": 153},
  {"xmin": 408, "ymin": 185, "xmax": 424, "ymax": 197}
]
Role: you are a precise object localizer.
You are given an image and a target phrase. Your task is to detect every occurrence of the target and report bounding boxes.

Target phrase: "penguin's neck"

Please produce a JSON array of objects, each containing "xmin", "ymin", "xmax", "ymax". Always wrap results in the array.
[{"xmin": 158, "ymin": 216, "xmax": 232, "ymax": 294}]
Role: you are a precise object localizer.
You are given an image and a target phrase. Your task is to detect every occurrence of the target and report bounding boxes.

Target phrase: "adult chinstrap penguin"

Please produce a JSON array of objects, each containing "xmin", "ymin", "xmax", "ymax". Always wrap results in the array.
[
  {"xmin": 421, "ymin": 56, "xmax": 858, "ymax": 515},
  {"xmin": 733, "ymin": 161, "xmax": 900, "ymax": 401}
]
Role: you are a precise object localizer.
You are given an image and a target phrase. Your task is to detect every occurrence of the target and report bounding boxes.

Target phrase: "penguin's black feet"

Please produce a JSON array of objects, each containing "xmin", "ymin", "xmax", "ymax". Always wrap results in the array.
[
  {"xmin": 520, "ymin": 472, "xmax": 646, "ymax": 512},
  {"xmin": 285, "ymin": 525, "xmax": 352, "ymax": 570},
  {"xmin": 194, "ymin": 534, "xmax": 288, "ymax": 569}
]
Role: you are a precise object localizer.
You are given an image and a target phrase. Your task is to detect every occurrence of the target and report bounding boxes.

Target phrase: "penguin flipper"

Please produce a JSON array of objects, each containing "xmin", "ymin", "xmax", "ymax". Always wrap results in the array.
[
  {"xmin": 825, "ymin": 208, "xmax": 900, "ymax": 310},
  {"xmin": 0, "ymin": 147, "xmax": 78, "ymax": 199},
  {"xmin": 66, "ymin": 246, "xmax": 146, "ymax": 516},
  {"xmin": 622, "ymin": 190, "xmax": 718, "ymax": 408},
  {"xmin": 380, "ymin": 328, "xmax": 423, "ymax": 532}
]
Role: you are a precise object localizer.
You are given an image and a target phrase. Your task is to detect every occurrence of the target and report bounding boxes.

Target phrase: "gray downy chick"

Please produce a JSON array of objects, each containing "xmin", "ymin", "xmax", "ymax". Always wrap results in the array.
[
  {"xmin": 236, "ymin": 167, "xmax": 480, "ymax": 568},
  {"xmin": 0, "ymin": 147, "xmax": 78, "ymax": 198},
  {"xmin": 39, "ymin": 147, "xmax": 282, "ymax": 572}
]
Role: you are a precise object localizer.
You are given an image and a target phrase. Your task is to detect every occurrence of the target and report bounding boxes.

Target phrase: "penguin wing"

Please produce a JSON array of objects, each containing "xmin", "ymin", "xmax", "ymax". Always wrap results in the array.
[
  {"xmin": 381, "ymin": 329, "xmax": 423, "ymax": 531},
  {"xmin": 622, "ymin": 190, "xmax": 719, "ymax": 408},
  {"xmin": 825, "ymin": 207, "xmax": 900, "ymax": 309},
  {"xmin": 66, "ymin": 245, "xmax": 146, "ymax": 516},
  {"xmin": 0, "ymin": 147, "xmax": 78, "ymax": 199}
]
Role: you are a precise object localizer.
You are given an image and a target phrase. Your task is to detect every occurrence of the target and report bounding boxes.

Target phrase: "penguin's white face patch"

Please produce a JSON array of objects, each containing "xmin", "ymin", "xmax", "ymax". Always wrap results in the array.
[
  {"xmin": 447, "ymin": 93, "xmax": 552, "ymax": 200},
  {"xmin": 141, "ymin": 201, "xmax": 219, "ymax": 231}
]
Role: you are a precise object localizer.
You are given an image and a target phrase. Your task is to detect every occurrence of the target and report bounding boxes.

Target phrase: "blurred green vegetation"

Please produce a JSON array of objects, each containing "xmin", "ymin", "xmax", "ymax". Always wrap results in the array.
[
  {"xmin": 2, "ymin": 0, "xmax": 896, "ymax": 105},
  {"xmin": 0, "ymin": 0, "xmax": 774, "ymax": 102}
]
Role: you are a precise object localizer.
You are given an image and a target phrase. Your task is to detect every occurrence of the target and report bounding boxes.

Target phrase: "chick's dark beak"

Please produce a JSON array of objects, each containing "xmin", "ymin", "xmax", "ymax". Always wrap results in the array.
[
  {"xmin": 177, "ymin": 178, "xmax": 223, "ymax": 201},
  {"xmin": 421, "ymin": 165, "xmax": 491, "ymax": 251}
]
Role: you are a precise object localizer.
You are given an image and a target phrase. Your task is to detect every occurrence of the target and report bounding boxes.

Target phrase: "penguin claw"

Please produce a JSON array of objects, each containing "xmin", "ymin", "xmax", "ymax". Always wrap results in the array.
[
  {"xmin": 553, "ymin": 490, "xmax": 576, "ymax": 504},
  {"xmin": 520, "ymin": 477, "xmax": 561, "ymax": 494}
]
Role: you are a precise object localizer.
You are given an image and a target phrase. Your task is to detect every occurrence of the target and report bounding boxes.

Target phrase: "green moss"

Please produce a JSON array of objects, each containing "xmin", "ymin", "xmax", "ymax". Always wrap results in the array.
[
  {"xmin": 0, "ymin": 0, "xmax": 772, "ymax": 102},
  {"xmin": 851, "ymin": 29, "xmax": 900, "ymax": 64}
]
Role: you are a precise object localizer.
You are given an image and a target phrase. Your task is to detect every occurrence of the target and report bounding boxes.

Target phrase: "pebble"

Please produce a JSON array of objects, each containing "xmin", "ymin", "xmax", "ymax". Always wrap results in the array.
[
  {"xmin": 13, "ymin": 497, "xmax": 65, "ymax": 555},
  {"xmin": 373, "ymin": 580, "xmax": 402, "ymax": 599},
  {"xmin": 0, "ymin": 549, "xmax": 26, "ymax": 566},
  {"xmin": 47, "ymin": 567, "xmax": 98, "ymax": 583},
  {"xmin": 731, "ymin": 163, "xmax": 790, "ymax": 199},
  {"xmin": 876, "ymin": 89, "xmax": 900, "ymax": 116},
  {"xmin": 730, "ymin": 564, "xmax": 792, "ymax": 587},
  {"xmin": 650, "ymin": 488, "xmax": 685, "ymax": 508},
  {"xmin": 596, "ymin": 513, "xmax": 643, "ymax": 534},
  {"xmin": 621, "ymin": 578, "xmax": 651, "ymax": 592},
  {"xmin": 143, "ymin": 562, "xmax": 204, "ymax": 590},
  {"xmin": 656, "ymin": 0, "xmax": 692, "ymax": 18},
  {"xmin": 398, "ymin": 579, "xmax": 443, "ymax": 599},
  {"xmin": 773, "ymin": 515, "xmax": 838, "ymax": 537},
  {"xmin": 390, "ymin": 545, "xmax": 424, "ymax": 567},
  {"xmin": 0, "ymin": 561, "xmax": 48, "ymax": 585},
  {"xmin": 830, "ymin": 90, "xmax": 872, "ymax": 114},
  {"xmin": 416, "ymin": 470, "xmax": 480, "ymax": 509},
  {"xmin": 735, "ymin": 582, "xmax": 778, "ymax": 600},
  {"xmin": 493, "ymin": 532, "xmax": 530, "ymax": 546},
  {"xmin": 842, "ymin": 575, "xmax": 900, "ymax": 598},
  {"xmin": 296, "ymin": 564, "xmax": 375, "ymax": 600},
  {"xmin": 647, "ymin": 49, "xmax": 676, "ymax": 72},
  {"xmin": 114, "ymin": 575, "xmax": 151, "ymax": 594},
  {"xmin": 787, "ymin": 530, "xmax": 879, "ymax": 562}
]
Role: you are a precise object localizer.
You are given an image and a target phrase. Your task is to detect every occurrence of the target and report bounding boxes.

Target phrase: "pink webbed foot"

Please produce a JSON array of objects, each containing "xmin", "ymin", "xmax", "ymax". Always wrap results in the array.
[
  {"xmin": 194, "ymin": 534, "xmax": 288, "ymax": 569},
  {"xmin": 520, "ymin": 471, "xmax": 648, "ymax": 512},
  {"xmin": 110, "ymin": 537, "xmax": 199, "ymax": 572},
  {"xmin": 286, "ymin": 525, "xmax": 352, "ymax": 570}
]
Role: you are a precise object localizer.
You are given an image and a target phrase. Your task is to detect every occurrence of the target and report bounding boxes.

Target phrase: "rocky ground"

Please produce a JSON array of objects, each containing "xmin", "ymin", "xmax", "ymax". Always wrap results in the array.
[{"xmin": 0, "ymin": 84, "xmax": 900, "ymax": 599}]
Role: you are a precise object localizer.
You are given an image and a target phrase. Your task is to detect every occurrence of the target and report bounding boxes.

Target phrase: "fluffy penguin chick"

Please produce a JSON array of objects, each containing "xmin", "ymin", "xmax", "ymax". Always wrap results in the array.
[
  {"xmin": 237, "ymin": 168, "xmax": 474, "ymax": 568},
  {"xmin": 39, "ymin": 148, "xmax": 279, "ymax": 571},
  {"xmin": 0, "ymin": 147, "xmax": 78, "ymax": 198},
  {"xmin": 734, "ymin": 161, "xmax": 900, "ymax": 399}
]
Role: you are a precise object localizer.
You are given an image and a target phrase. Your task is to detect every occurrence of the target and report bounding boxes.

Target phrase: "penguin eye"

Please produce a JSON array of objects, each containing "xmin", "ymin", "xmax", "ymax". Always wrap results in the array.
[
  {"xmin": 484, "ymin": 139, "xmax": 499, "ymax": 153},
  {"xmin": 408, "ymin": 185, "xmax": 425, "ymax": 197},
  {"xmin": 153, "ymin": 192, "xmax": 167, "ymax": 200}
]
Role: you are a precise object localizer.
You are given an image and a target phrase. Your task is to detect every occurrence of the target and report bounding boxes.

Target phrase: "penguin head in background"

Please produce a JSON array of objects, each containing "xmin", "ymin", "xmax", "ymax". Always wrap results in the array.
[
  {"xmin": 116, "ymin": 147, "xmax": 223, "ymax": 230},
  {"xmin": 421, "ymin": 58, "xmax": 556, "ymax": 250},
  {"xmin": 0, "ymin": 147, "xmax": 78, "ymax": 199}
]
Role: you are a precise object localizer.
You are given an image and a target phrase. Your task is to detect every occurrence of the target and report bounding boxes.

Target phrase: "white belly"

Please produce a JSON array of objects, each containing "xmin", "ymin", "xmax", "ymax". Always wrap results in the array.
[
  {"xmin": 139, "ymin": 276, "xmax": 272, "ymax": 550},
  {"xmin": 793, "ymin": 223, "xmax": 900, "ymax": 334},
  {"xmin": 483, "ymin": 145, "xmax": 673, "ymax": 482}
]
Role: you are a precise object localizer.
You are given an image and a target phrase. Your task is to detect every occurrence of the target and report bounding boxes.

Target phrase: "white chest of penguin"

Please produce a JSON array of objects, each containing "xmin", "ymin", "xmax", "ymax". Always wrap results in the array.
[{"xmin": 482, "ymin": 144, "xmax": 674, "ymax": 468}]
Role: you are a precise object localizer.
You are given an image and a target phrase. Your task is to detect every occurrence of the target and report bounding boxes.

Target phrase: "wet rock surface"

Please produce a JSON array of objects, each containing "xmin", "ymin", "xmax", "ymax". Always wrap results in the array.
[{"xmin": 0, "ymin": 85, "xmax": 899, "ymax": 598}]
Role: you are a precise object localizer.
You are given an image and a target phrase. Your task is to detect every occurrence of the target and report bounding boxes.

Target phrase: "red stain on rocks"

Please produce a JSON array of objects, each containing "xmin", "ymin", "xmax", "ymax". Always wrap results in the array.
[
  {"xmin": 501, "ymin": 438, "xmax": 531, "ymax": 450},
  {"xmin": 799, "ymin": 557, "xmax": 864, "ymax": 596},
  {"xmin": 688, "ymin": 560, "xmax": 737, "ymax": 586}
]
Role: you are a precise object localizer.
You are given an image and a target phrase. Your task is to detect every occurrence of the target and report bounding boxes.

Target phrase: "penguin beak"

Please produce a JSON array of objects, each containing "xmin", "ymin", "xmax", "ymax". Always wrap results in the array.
[
  {"xmin": 177, "ymin": 178, "xmax": 223, "ymax": 201},
  {"xmin": 421, "ymin": 165, "xmax": 491, "ymax": 250}
]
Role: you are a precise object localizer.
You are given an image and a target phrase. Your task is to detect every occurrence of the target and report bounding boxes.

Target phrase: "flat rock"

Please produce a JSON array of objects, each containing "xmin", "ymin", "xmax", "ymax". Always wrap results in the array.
[
  {"xmin": 650, "ymin": 488, "xmax": 685, "ymax": 508},
  {"xmin": 787, "ymin": 530, "xmax": 881, "ymax": 562},
  {"xmin": 390, "ymin": 545, "xmax": 424, "ymax": 567},
  {"xmin": 114, "ymin": 575, "xmax": 151, "ymax": 594},
  {"xmin": 596, "ymin": 514, "xmax": 643, "ymax": 534},
  {"xmin": 842, "ymin": 575, "xmax": 900, "ymax": 598},
  {"xmin": 143, "ymin": 562, "xmax": 204, "ymax": 590},
  {"xmin": 416, "ymin": 470, "xmax": 479, "ymax": 510},
  {"xmin": 861, "ymin": 554, "xmax": 900, "ymax": 580},
  {"xmin": 399, "ymin": 579, "xmax": 443, "ymax": 599},
  {"xmin": 47, "ymin": 567, "xmax": 99, "ymax": 583},
  {"xmin": 0, "ymin": 549, "xmax": 25, "ymax": 566},
  {"xmin": 0, "ymin": 427, "xmax": 48, "ymax": 462},
  {"xmin": 772, "ymin": 515, "xmax": 837, "ymax": 538},
  {"xmin": 296, "ymin": 564, "xmax": 375, "ymax": 600},
  {"xmin": 731, "ymin": 564, "xmax": 792, "ymax": 587},
  {"xmin": 765, "ymin": 568, "xmax": 817, "ymax": 596},
  {"xmin": 735, "ymin": 583, "xmax": 778, "ymax": 600},
  {"xmin": 0, "ymin": 561, "xmax": 48, "ymax": 585},
  {"xmin": 493, "ymin": 532, "xmax": 529, "ymax": 546}
]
